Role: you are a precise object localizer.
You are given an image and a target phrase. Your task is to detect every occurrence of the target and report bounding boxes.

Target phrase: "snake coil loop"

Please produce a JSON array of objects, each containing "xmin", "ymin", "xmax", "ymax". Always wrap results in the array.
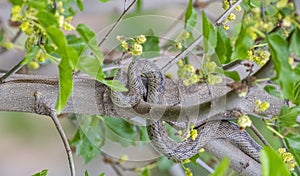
[{"xmin": 110, "ymin": 59, "xmax": 262, "ymax": 162}]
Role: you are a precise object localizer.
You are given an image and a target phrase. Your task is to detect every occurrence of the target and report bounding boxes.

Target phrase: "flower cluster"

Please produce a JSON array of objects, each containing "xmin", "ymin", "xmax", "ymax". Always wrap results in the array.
[
  {"xmin": 183, "ymin": 123, "xmax": 198, "ymax": 141},
  {"xmin": 243, "ymin": 0, "xmax": 297, "ymax": 41},
  {"xmin": 174, "ymin": 31, "xmax": 190, "ymax": 50},
  {"xmin": 10, "ymin": 1, "xmax": 75, "ymax": 69},
  {"xmin": 184, "ymin": 168, "xmax": 193, "ymax": 176},
  {"xmin": 278, "ymin": 148, "xmax": 297, "ymax": 171},
  {"xmin": 117, "ymin": 35, "xmax": 147, "ymax": 56},
  {"xmin": 177, "ymin": 60, "xmax": 222, "ymax": 86},
  {"xmin": 254, "ymin": 100, "xmax": 270, "ymax": 113},
  {"xmin": 247, "ymin": 49, "xmax": 270, "ymax": 66},
  {"xmin": 222, "ymin": 0, "xmax": 242, "ymax": 30}
]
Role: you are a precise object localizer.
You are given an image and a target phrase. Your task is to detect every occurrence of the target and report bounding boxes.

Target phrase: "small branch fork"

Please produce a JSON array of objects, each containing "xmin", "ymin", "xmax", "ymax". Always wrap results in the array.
[
  {"xmin": 98, "ymin": 0, "xmax": 137, "ymax": 47},
  {"xmin": 161, "ymin": 0, "xmax": 243, "ymax": 73},
  {"xmin": 34, "ymin": 92, "xmax": 75, "ymax": 176}
]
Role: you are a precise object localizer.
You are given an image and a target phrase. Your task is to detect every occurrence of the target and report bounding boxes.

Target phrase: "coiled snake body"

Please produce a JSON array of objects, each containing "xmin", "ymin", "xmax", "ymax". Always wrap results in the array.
[{"xmin": 110, "ymin": 59, "xmax": 262, "ymax": 162}]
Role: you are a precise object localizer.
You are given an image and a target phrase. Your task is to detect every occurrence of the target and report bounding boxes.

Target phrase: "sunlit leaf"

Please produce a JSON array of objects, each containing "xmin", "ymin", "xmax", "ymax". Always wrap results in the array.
[
  {"xmin": 260, "ymin": 146, "xmax": 290, "ymax": 176},
  {"xmin": 216, "ymin": 27, "xmax": 232, "ymax": 64},
  {"xmin": 32, "ymin": 169, "xmax": 48, "ymax": 176},
  {"xmin": 289, "ymin": 28, "xmax": 300, "ymax": 57},
  {"xmin": 284, "ymin": 133, "xmax": 300, "ymax": 165},
  {"xmin": 268, "ymin": 33, "xmax": 300, "ymax": 104},
  {"xmin": 210, "ymin": 157, "xmax": 229, "ymax": 176},
  {"xmin": 70, "ymin": 115, "xmax": 104, "ymax": 163},
  {"xmin": 76, "ymin": 24, "xmax": 103, "ymax": 63},
  {"xmin": 202, "ymin": 11, "xmax": 217, "ymax": 55},
  {"xmin": 184, "ymin": 0, "xmax": 198, "ymax": 31}
]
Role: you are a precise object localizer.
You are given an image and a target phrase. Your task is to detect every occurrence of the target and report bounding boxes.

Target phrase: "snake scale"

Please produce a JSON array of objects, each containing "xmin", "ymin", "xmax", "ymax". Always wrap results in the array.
[{"xmin": 110, "ymin": 59, "xmax": 262, "ymax": 162}]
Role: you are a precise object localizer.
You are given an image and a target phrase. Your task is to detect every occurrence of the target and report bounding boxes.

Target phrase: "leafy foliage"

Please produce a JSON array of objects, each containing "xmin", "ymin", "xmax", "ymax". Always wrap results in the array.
[
  {"xmin": 261, "ymin": 146, "xmax": 290, "ymax": 176},
  {"xmin": 32, "ymin": 169, "xmax": 48, "ymax": 176}
]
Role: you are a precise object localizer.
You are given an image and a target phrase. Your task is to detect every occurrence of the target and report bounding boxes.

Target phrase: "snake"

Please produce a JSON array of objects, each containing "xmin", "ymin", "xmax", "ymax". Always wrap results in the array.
[{"xmin": 110, "ymin": 59, "xmax": 262, "ymax": 163}]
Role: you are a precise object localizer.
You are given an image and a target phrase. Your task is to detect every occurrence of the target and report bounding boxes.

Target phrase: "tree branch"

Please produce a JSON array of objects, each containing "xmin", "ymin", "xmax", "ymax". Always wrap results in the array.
[{"xmin": 0, "ymin": 62, "xmax": 285, "ymax": 175}]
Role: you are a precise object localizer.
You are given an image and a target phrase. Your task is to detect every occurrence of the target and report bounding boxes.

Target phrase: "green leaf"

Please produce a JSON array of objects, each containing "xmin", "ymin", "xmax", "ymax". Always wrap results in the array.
[
  {"xmin": 157, "ymin": 157, "xmax": 174, "ymax": 171},
  {"xmin": 9, "ymin": 0, "xmax": 23, "ymax": 5},
  {"xmin": 202, "ymin": 11, "xmax": 217, "ymax": 55},
  {"xmin": 184, "ymin": 0, "xmax": 198, "ymax": 31},
  {"xmin": 264, "ymin": 85, "xmax": 283, "ymax": 99},
  {"xmin": 102, "ymin": 80, "xmax": 128, "ymax": 92},
  {"xmin": 231, "ymin": 25, "xmax": 253, "ymax": 60},
  {"xmin": 99, "ymin": 0, "xmax": 110, "ymax": 2},
  {"xmin": 216, "ymin": 27, "xmax": 232, "ymax": 64},
  {"xmin": 32, "ymin": 169, "xmax": 48, "ymax": 176},
  {"xmin": 70, "ymin": 115, "xmax": 104, "ymax": 163},
  {"xmin": 284, "ymin": 133, "xmax": 300, "ymax": 165},
  {"xmin": 76, "ymin": 24, "xmax": 103, "ymax": 63},
  {"xmin": 21, "ymin": 45, "xmax": 40, "ymax": 65},
  {"xmin": 210, "ymin": 157, "xmax": 229, "ymax": 176},
  {"xmin": 139, "ymin": 126, "xmax": 150, "ymax": 141},
  {"xmin": 140, "ymin": 168, "xmax": 151, "ymax": 176},
  {"xmin": 85, "ymin": 170, "xmax": 89, "ymax": 176},
  {"xmin": 141, "ymin": 35, "xmax": 160, "ymax": 58},
  {"xmin": 190, "ymin": 153, "xmax": 200, "ymax": 165},
  {"xmin": 135, "ymin": 0, "xmax": 142, "ymax": 12},
  {"xmin": 277, "ymin": 106, "xmax": 300, "ymax": 128},
  {"xmin": 56, "ymin": 58, "xmax": 73, "ymax": 114},
  {"xmin": 224, "ymin": 70, "xmax": 240, "ymax": 81},
  {"xmin": 260, "ymin": 146, "xmax": 290, "ymax": 176},
  {"xmin": 36, "ymin": 11, "xmax": 59, "ymax": 29},
  {"xmin": 77, "ymin": 55, "xmax": 105, "ymax": 79},
  {"xmin": 98, "ymin": 173, "xmax": 105, "ymax": 176},
  {"xmin": 76, "ymin": 0, "xmax": 84, "ymax": 11},
  {"xmin": 103, "ymin": 116, "xmax": 137, "ymax": 147},
  {"xmin": 27, "ymin": 0, "xmax": 47, "ymax": 8},
  {"xmin": 289, "ymin": 28, "xmax": 300, "ymax": 57},
  {"xmin": 268, "ymin": 33, "xmax": 300, "ymax": 104}
]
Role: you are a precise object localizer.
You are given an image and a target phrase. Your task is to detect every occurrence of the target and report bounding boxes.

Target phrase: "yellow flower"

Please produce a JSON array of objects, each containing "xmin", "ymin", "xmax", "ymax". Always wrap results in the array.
[
  {"xmin": 135, "ymin": 35, "xmax": 147, "ymax": 44},
  {"xmin": 175, "ymin": 42, "xmax": 182, "ymax": 49},
  {"xmin": 11, "ymin": 5, "xmax": 21, "ymax": 14},
  {"xmin": 28, "ymin": 61, "xmax": 40, "ymax": 70},
  {"xmin": 181, "ymin": 31, "xmax": 190, "ymax": 39},
  {"xmin": 199, "ymin": 148, "xmax": 205, "ymax": 153},
  {"xmin": 190, "ymin": 129, "xmax": 198, "ymax": 141},
  {"xmin": 255, "ymin": 100, "xmax": 270, "ymax": 112},
  {"xmin": 227, "ymin": 13, "xmax": 236, "ymax": 21},
  {"xmin": 223, "ymin": 25, "xmax": 230, "ymax": 30},
  {"xmin": 20, "ymin": 21, "xmax": 33, "ymax": 35},
  {"xmin": 184, "ymin": 168, "xmax": 193, "ymax": 176},
  {"xmin": 177, "ymin": 59, "xmax": 184, "ymax": 68},
  {"xmin": 121, "ymin": 41, "xmax": 128, "ymax": 51},
  {"xmin": 130, "ymin": 43, "xmax": 143, "ymax": 56},
  {"xmin": 235, "ymin": 5, "xmax": 242, "ymax": 12},
  {"xmin": 278, "ymin": 148, "xmax": 286, "ymax": 154},
  {"xmin": 278, "ymin": 148, "xmax": 297, "ymax": 171},
  {"xmin": 237, "ymin": 115, "xmax": 252, "ymax": 129}
]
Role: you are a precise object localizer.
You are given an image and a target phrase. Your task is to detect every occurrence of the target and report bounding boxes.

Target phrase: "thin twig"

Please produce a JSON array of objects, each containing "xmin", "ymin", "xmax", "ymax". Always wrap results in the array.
[
  {"xmin": 196, "ymin": 158, "xmax": 214, "ymax": 173},
  {"xmin": 161, "ymin": 0, "xmax": 243, "ymax": 73},
  {"xmin": 0, "ymin": 30, "xmax": 22, "ymax": 55},
  {"xmin": 50, "ymin": 110, "xmax": 76, "ymax": 176},
  {"xmin": 0, "ymin": 58, "xmax": 24, "ymax": 83},
  {"xmin": 250, "ymin": 124, "xmax": 270, "ymax": 146},
  {"xmin": 98, "ymin": 0, "xmax": 137, "ymax": 47}
]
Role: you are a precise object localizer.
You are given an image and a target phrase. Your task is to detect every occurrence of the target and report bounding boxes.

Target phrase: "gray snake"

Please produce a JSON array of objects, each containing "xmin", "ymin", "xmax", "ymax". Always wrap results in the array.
[{"xmin": 110, "ymin": 59, "xmax": 262, "ymax": 162}]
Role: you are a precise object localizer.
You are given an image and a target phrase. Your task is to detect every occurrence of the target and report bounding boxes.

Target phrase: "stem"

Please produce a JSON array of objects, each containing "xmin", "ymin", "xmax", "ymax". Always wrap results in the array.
[
  {"xmin": 250, "ymin": 124, "xmax": 270, "ymax": 146},
  {"xmin": 161, "ymin": 0, "xmax": 243, "ymax": 73},
  {"xmin": 50, "ymin": 110, "xmax": 76, "ymax": 176},
  {"xmin": 98, "ymin": 0, "xmax": 137, "ymax": 47},
  {"xmin": 266, "ymin": 125, "xmax": 284, "ymax": 139},
  {"xmin": 0, "ymin": 58, "xmax": 24, "ymax": 83}
]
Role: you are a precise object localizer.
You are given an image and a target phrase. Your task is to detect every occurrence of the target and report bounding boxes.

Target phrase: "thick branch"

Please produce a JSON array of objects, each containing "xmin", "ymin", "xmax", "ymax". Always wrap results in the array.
[{"xmin": 0, "ymin": 62, "xmax": 285, "ymax": 175}]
